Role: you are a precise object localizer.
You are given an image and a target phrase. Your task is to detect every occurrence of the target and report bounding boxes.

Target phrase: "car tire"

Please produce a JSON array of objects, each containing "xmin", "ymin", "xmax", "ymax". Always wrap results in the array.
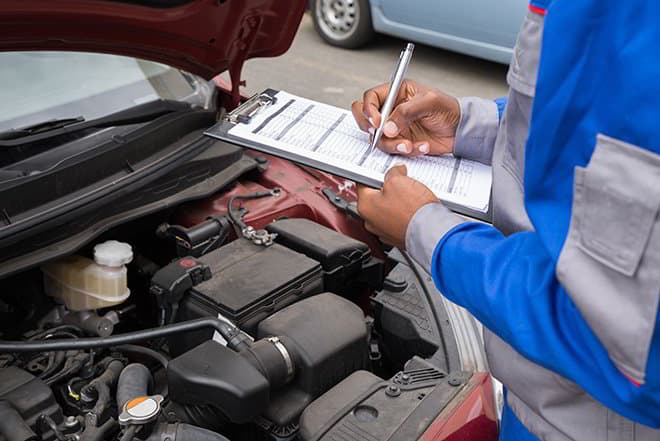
[{"xmin": 311, "ymin": 0, "xmax": 374, "ymax": 49}]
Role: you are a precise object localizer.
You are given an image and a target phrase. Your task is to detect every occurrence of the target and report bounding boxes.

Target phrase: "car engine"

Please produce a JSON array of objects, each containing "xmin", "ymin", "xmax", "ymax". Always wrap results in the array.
[{"xmin": 0, "ymin": 169, "xmax": 482, "ymax": 441}]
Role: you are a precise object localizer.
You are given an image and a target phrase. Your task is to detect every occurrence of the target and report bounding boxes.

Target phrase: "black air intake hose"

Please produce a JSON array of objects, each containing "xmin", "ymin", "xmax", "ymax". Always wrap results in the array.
[
  {"xmin": 117, "ymin": 364, "xmax": 153, "ymax": 410},
  {"xmin": 147, "ymin": 423, "xmax": 231, "ymax": 441},
  {"xmin": 239, "ymin": 338, "xmax": 295, "ymax": 390},
  {"xmin": 0, "ymin": 400, "xmax": 37, "ymax": 441}
]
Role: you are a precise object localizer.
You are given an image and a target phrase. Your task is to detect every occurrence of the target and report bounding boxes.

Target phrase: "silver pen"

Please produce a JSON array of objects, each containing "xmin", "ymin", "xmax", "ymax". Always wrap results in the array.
[{"xmin": 369, "ymin": 42, "xmax": 415, "ymax": 154}]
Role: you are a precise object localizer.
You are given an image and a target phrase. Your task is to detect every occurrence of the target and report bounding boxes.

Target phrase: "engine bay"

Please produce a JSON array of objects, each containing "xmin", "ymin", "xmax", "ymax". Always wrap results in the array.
[{"xmin": 0, "ymin": 155, "xmax": 487, "ymax": 441}]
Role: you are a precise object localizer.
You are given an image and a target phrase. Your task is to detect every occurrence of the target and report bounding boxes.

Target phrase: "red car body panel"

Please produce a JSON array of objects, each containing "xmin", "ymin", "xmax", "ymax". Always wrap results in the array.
[
  {"xmin": 0, "ymin": 0, "xmax": 306, "ymax": 105},
  {"xmin": 421, "ymin": 373, "xmax": 499, "ymax": 441},
  {"xmin": 174, "ymin": 151, "xmax": 385, "ymax": 258}
]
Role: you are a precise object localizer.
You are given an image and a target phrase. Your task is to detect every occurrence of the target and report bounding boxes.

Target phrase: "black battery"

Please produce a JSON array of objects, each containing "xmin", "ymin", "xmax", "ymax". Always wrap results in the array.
[
  {"xmin": 171, "ymin": 238, "xmax": 324, "ymax": 354},
  {"xmin": 266, "ymin": 218, "xmax": 374, "ymax": 295}
]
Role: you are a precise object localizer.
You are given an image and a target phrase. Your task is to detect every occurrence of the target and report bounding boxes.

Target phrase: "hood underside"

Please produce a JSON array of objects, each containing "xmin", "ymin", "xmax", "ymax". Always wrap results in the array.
[{"xmin": 0, "ymin": 0, "xmax": 306, "ymax": 85}]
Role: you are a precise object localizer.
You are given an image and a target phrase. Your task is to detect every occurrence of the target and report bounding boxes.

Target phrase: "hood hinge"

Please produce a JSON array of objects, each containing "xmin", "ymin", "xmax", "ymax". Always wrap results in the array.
[{"xmin": 228, "ymin": 15, "xmax": 262, "ymax": 109}]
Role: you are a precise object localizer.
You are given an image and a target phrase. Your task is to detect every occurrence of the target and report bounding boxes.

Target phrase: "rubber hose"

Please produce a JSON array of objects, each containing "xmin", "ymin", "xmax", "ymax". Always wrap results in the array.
[
  {"xmin": 82, "ymin": 360, "xmax": 124, "ymax": 419},
  {"xmin": 119, "ymin": 425, "xmax": 137, "ymax": 441},
  {"xmin": 0, "ymin": 318, "xmax": 251, "ymax": 353},
  {"xmin": 80, "ymin": 414, "xmax": 118, "ymax": 441},
  {"xmin": 117, "ymin": 364, "xmax": 153, "ymax": 410},
  {"xmin": 0, "ymin": 400, "xmax": 37, "ymax": 441},
  {"xmin": 114, "ymin": 345, "xmax": 169, "ymax": 369},
  {"xmin": 148, "ymin": 424, "xmax": 231, "ymax": 441}
]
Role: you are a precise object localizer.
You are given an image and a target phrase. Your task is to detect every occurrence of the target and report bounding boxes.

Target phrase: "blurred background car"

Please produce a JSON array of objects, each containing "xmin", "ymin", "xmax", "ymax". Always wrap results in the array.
[{"xmin": 310, "ymin": 0, "xmax": 527, "ymax": 64}]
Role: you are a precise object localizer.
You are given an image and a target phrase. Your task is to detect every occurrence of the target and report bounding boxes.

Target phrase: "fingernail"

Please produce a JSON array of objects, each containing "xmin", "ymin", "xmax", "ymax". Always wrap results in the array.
[
  {"xmin": 396, "ymin": 143, "xmax": 409, "ymax": 154},
  {"xmin": 418, "ymin": 143, "xmax": 430, "ymax": 154},
  {"xmin": 368, "ymin": 117, "xmax": 375, "ymax": 127},
  {"xmin": 384, "ymin": 121, "xmax": 398, "ymax": 136},
  {"xmin": 368, "ymin": 127, "xmax": 375, "ymax": 135}
]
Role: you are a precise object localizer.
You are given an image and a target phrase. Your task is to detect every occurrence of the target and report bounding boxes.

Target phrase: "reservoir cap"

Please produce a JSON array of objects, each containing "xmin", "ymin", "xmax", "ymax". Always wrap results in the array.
[{"xmin": 94, "ymin": 240, "xmax": 133, "ymax": 267}]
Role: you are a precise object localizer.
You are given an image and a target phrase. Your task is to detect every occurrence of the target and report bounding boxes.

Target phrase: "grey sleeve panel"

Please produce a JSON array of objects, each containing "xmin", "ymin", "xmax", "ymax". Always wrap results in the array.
[
  {"xmin": 405, "ymin": 202, "xmax": 467, "ymax": 271},
  {"xmin": 453, "ymin": 97, "xmax": 499, "ymax": 166},
  {"xmin": 490, "ymin": 88, "xmax": 534, "ymax": 236},
  {"xmin": 507, "ymin": 10, "xmax": 544, "ymax": 97},
  {"xmin": 556, "ymin": 134, "xmax": 660, "ymax": 384},
  {"xmin": 487, "ymin": 9, "xmax": 543, "ymax": 236}
]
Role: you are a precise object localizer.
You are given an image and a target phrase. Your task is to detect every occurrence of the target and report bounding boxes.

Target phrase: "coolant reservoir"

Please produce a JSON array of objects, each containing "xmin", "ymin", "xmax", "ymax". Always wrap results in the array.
[{"xmin": 42, "ymin": 240, "xmax": 133, "ymax": 311}]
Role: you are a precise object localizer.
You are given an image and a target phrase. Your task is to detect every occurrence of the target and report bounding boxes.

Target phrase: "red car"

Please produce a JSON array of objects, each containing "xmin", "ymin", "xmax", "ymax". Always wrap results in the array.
[{"xmin": 0, "ymin": 2, "xmax": 497, "ymax": 441}]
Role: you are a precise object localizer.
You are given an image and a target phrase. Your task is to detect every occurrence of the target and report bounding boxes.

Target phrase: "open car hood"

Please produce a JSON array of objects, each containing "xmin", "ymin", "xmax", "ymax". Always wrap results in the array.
[{"xmin": 0, "ymin": 0, "xmax": 306, "ymax": 105}]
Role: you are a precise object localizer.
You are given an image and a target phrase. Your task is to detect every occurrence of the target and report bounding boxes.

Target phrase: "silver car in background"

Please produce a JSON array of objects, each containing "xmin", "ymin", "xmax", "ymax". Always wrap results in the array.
[{"xmin": 311, "ymin": 0, "xmax": 527, "ymax": 64}]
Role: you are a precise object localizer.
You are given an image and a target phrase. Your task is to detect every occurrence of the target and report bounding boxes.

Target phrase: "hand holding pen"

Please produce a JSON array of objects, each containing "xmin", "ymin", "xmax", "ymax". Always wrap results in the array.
[{"xmin": 351, "ymin": 45, "xmax": 461, "ymax": 157}]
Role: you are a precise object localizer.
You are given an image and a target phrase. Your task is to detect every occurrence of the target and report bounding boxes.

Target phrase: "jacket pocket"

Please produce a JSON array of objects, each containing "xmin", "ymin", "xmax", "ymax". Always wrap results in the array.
[
  {"xmin": 557, "ymin": 134, "xmax": 660, "ymax": 383},
  {"xmin": 507, "ymin": 10, "xmax": 544, "ymax": 97}
]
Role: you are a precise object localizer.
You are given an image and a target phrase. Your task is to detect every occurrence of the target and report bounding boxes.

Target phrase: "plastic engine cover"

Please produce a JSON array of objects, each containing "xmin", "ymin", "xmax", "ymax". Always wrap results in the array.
[
  {"xmin": 0, "ymin": 367, "xmax": 63, "ymax": 441},
  {"xmin": 299, "ymin": 359, "xmax": 471, "ymax": 441},
  {"xmin": 257, "ymin": 293, "xmax": 369, "ymax": 426},
  {"xmin": 167, "ymin": 341, "xmax": 271, "ymax": 424}
]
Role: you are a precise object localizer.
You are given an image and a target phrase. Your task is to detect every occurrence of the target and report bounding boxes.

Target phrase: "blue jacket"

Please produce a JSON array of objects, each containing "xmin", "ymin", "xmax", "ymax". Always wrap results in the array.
[{"xmin": 431, "ymin": 0, "xmax": 660, "ymax": 429}]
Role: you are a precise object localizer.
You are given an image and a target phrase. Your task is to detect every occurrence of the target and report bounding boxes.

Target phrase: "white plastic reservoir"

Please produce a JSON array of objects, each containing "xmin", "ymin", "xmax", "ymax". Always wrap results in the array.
[{"xmin": 42, "ymin": 240, "xmax": 133, "ymax": 311}]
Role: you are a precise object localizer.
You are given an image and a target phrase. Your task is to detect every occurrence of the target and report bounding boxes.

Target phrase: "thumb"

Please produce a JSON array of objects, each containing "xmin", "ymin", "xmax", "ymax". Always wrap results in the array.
[{"xmin": 385, "ymin": 163, "xmax": 408, "ymax": 180}]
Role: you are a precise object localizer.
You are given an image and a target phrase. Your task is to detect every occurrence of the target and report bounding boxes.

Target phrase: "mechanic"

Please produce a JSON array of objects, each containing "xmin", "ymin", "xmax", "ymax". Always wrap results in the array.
[{"xmin": 352, "ymin": 0, "xmax": 660, "ymax": 440}]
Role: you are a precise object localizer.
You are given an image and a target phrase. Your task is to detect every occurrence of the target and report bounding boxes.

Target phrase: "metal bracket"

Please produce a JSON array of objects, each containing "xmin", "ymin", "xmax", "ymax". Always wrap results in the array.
[{"xmin": 322, "ymin": 188, "xmax": 360, "ymax": 219}]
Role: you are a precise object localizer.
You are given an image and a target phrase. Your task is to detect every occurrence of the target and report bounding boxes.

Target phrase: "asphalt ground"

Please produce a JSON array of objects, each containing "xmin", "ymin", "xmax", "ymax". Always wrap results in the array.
[{"xmin": 240, "ymin": 13, "xmax": 509, "ymax": 110}]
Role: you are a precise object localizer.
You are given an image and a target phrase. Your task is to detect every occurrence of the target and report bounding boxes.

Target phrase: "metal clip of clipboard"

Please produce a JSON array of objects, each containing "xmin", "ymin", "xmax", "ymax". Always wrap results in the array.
[{"xmin": 226, "ymin": 93, "xmax": 277, "ymax": 124}]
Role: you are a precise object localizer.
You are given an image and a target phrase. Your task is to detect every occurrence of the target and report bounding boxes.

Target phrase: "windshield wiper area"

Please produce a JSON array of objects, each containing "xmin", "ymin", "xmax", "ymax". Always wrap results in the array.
[
  {"xmin": 0, "ymin": 117, "xmax": 85, "ymax": 141},
  {"xmin": 0, "ymin": 99, "xmax": 195, "ymax": 148}
]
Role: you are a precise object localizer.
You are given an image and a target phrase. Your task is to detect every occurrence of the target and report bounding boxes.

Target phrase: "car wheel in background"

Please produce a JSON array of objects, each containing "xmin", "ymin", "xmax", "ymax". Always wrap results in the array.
[{"xmin": 311, "ymin": 0, "xmax": 374, "ymax": 48}]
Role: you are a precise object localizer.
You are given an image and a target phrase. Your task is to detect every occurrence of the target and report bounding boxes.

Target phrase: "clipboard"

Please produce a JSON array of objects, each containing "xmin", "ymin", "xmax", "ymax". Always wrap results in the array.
[{"xmin": 204, "ymin": 89, "xmax": 492, "ymax": 223}]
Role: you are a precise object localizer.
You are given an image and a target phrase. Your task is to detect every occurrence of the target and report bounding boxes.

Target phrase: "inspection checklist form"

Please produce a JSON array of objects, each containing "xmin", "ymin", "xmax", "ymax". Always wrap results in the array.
[{"xmin": 225, "ymin": 91, "xmax": 492, "ymax": 213}]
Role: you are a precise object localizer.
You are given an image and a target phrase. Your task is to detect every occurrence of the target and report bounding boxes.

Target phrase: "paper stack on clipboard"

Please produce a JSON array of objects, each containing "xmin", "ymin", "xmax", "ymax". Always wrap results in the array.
[{"xmin": 205, "ymin": 89, "xmax": 492, "ymax": 217}]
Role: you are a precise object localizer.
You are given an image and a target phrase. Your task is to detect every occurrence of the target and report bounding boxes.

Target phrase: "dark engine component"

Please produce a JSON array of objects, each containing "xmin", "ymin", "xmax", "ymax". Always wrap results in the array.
[
  {"xmin": 373, "ymin": 258, "xmax": 458, "ymax": 372},
  {"xmin": 299, "ymin": 358, "xmax": 470, "ymax": 441},
  {"xmin": 168, "ymin": 293, "xmax": 368, "ymax": 428},
  {"xmin": 168, "ymin": 340, "xmax": 271, "ymax": 424},
  {"xmin": 172, "ymin": 239, "xmax": 324, "ymax": 353},
  {"xmin": 0, "ymin": 401, "xmax": 37, "ymax": 441},
  {"xmin": 266, "ymin": 219, "xmax": 380, "ymax": 295},
  {"xmin": 0, "ymin": 367, "xmax": 63, "ymax": 441},
  {"xmin": 157, "ymin": 215, "xmax": 232, "ymax": 258},
  {"xmin": 256, "ymin": 293, "xmax": 369, "ymax": 427},
  {"xmin": 150, "ymin": 257, "xmax": 213, "ymax": 325},
  {"xmin": 80, "ymin": 359, "xmax": 124, "ymax": 422},
  {"xmin": 147, "ymin": 423, "xmax": 231, "ymax": 441}
]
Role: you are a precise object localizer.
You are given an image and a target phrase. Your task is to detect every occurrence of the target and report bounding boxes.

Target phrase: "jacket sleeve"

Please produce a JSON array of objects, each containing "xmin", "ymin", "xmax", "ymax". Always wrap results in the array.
[
  {"xmin": 408, "ymin": 214, "xmax": 660, "ymax": 427},
  {"xmin": 452, "ymin": 97, "xmax": 503, "ymax": 165}
]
